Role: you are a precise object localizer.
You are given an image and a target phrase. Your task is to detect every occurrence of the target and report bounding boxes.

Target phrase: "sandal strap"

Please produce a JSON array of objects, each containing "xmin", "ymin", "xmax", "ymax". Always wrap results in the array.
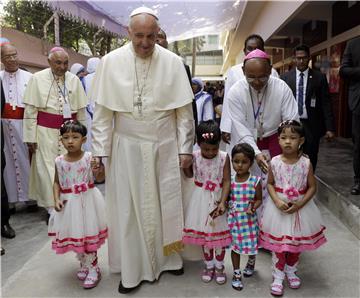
[
  {"xmin": 215, "ymin": 265, "xmax": 224, "ymax": 273},
  {"xmin": 246, "ymin": 259, "xmax": 256, "ymax": 267},
  {"xmin": 232, "ymin": 273, "xmax": 242, "ymax": 281},
  {"xmin": 232, "ymin": 274, "xmax": 243, "ymax": 288},
  {"xmin": 271, "ymin": 283, "xmax": 283, "ymax": 290},
  {"xmin": 85, "ymin": 276, "xmax": 98, "ymax": 283},
  {"xmin": 202, "ymin": 267, "xmax": 214, "ymax": 276},
  {"xmin": 85, "ymin": 271, "xmax": 100, "ymax": 283}
]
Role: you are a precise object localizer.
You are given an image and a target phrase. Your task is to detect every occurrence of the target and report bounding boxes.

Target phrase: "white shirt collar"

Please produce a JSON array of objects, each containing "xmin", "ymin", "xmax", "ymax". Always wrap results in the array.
[{"xmin": 296, "ymin": 67, "xmax": 309, "ymax": 77}]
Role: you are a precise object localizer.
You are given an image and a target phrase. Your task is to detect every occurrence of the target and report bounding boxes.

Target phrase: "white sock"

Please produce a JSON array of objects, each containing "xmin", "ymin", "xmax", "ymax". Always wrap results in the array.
[
  {"xmin": 214, "ymin": 259, "xmax": 224, "ymax": 269},
  {"xmin": 205, "ymin": 259, "xmax": 214, "ymax": 269},
  {"xmin": 87, "ymin": 267, "xmax": 98, "ymax": 279}
]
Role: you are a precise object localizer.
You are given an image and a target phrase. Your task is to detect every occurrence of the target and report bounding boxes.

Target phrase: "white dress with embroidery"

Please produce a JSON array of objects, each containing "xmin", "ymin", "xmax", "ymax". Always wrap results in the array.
[
  {"xmin": 259, "ymin": 155, "xmax": 326, "ymax": 253},
  {"xmin": 48, "ymin": 152, "xmax": 107, "ymax": 254},
  {"xmin": 183, "ymin": 150, "xmax": 232, "ymax": 248}
]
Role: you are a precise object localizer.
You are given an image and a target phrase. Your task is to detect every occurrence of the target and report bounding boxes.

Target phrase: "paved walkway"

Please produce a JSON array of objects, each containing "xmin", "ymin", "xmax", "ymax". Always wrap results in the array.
[{"xmin": 2, "ymin": 201, "xmax": 359, "ymax": 297}]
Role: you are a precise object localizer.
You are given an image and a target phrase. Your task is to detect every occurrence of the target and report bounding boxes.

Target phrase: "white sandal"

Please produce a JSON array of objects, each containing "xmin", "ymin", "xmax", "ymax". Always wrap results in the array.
[
  {"xmin": 231, "ymin": 272, "xmax": 243, "ymax": 291},
  {"xmin": 77, "ymin": 267, "xmax": 89, "ymax": 281},
  {"xmin": 76, "ymin": 254, "xmax": 88, "ymax": 281},
  {"xmin": 285, "ymin": 264, "xmax": 301, "ymax": 289},
  {"xmin": 83, "ymin": 267, "xmax": 101, "ymax": 289}
]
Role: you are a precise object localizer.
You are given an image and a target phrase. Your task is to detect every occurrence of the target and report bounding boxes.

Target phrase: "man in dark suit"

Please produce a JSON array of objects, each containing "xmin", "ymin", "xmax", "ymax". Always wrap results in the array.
[
  {"xmin": 340, "ymin": 37, "xmax": 360, "ymax": 195},
  {"xmin": 281, "ymin": 44, "xmax": 335, "ymax": 171}
]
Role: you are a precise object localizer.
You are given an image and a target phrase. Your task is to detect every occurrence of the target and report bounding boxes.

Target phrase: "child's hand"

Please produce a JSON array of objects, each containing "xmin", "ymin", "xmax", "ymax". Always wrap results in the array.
[
  {"xmin": 216, "ymin": 202, "xmax": 226, "ymax": 217},
  {"xmin": 274, "ymin": 198, "xmax": 289, "ymax": 212},
  {"xmin": 91, "ymin": 157, "xmax": 102, "ymax": 170},
  {"xmin": 92, "ymin": 158, "xmax": 105, "ymax": 183},
  {"xmin": 284, "ymin": 201, "xmax": 302, "ymax": 214},
  {"xmin": 54, "ymin": 199, "xmax": 64, "ymax": 212},
  {"xmin": 210, "ymin": 203, "xmax": 226, "ymax": 219},
  {"xmin": 90, "ymin": 157, "xmax": 97, "ymax": 169},
  {"xmin": 246, "ymin": 204, "xmax": 256, "ymax": 215}
]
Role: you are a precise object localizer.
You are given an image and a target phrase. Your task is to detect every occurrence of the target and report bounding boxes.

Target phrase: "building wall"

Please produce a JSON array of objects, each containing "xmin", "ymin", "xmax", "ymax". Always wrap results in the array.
[
  {"xmin": 189, "ymin": 64, "xmax": 223, "ymax": 77},
  {"xmin": 221, "ymin": 1, "xmax": 305, "ymax": 73},
  {"xmin": 1, "ymin": 27, "xmax": 89, "ymax": 73},
  {"xmin": 202, "ymin": 35, "xmax": 221, "ymax": 51}
]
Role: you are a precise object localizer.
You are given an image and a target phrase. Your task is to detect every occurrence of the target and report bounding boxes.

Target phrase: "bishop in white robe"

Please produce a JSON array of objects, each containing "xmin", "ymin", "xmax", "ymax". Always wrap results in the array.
[
  {"xmin": 1, "ymin": 44, "xmax": 32, "ymax": 204},
  {"xmin": 227, "ymin": 76, "xmax": 298, "ymax": 157},
  {"xmin": 23, "ymin": 48, "xmax": 88, "ymax": 209},
  {"xmin": 222, "ymin": 63, "xmax": 279, "ymax": 158}
]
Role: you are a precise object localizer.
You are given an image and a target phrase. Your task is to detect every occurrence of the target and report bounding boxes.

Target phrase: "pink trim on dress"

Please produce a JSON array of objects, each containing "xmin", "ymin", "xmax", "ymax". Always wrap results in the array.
[
  {"xmin": 259, "ymin": 226, "xmax": 327, "ymax": 253},
  {"xmin": 183, "ymin": 228, "xmax": 231, "ymax": 237},
  {"xmin": 49, "ymin": 228, "xmax": 108, "ymax": 254},
  {"xmin": 259, "ymin": 226, "xmax": 326, "ymax": 241},
  {"xmin": 259, "ymin": 236, "xmax": 327, "ymax": 253},
  {"xmin": 48, "ymin": 228, "xmax": 108, "ymax": 243},
  {"xmin": 52, "ymin": 238, "xmax": 106, "ymax": 254},
  {"xmin": 183, "ymin": 235, "xmax": 232, "ymax": 248}
]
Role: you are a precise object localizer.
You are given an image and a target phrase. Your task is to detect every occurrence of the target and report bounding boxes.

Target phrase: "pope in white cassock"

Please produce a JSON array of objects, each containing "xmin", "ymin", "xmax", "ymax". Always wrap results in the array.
[
  {"xmin": 90, "ymin": 7, "xmax": 195, "ymax": 293},
  {"xmin": 0, "ymin": 43, "xmax": 33, "ymax": 206},
  {"xmin": 23, "ymin": 47, "xmax": 88, "ymax": 212},
  {"xmin": 83, "ymin": 57, "xmax": 101, "ymax": 151}
]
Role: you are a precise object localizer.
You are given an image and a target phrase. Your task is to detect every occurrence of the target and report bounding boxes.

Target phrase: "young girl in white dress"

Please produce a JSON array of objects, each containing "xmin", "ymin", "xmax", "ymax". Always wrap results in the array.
[
  {"xmin": 259, "ymin": 120, "xmax": 327, "ymax": 296},
  {"xmin": 183, "ymin": 120, "xmax": 232, "ymax": 285},
  {"xmin": 48, "ymin": 120, "xmax": 107, "ymax": 289}
]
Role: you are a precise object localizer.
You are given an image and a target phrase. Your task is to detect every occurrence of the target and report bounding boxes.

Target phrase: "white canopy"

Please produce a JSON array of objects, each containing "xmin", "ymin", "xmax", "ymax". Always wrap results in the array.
[{"xmin": 48, "ymin": 1, "xmax": 246, "ymax": 42}]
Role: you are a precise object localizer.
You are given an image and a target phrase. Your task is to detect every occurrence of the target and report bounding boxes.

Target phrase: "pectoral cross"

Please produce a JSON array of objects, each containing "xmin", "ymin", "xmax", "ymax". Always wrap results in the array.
[{"xmin": 134, "ymin": 95, "xmax": 142, "ymax": 114}]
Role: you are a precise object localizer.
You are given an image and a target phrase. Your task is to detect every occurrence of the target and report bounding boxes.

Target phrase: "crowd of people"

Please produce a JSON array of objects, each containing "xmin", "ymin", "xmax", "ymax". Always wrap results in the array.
[{"xmin": 1, "ymin": 5, "xmax": 359, "ymax": 296}]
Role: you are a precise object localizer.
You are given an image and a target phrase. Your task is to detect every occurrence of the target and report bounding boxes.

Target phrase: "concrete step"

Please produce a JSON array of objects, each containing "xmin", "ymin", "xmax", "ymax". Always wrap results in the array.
[{"xmin": 316, "ymin": 176, "xmax": 360, "ymax": 239}]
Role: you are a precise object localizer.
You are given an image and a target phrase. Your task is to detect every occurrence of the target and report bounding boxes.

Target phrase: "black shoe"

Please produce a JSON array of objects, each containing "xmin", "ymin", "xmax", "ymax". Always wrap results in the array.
[
  {"xmin": 94, "ymin": 179, "xmax": 105, "ymax": 185},
  {"xmin": 26, "ymin": 204, "xmax": 39, "ymax": 212},
  {"xmin": 118, "ymin": 281, "xmax": 140, "ymax": 294},
  {"xmin": 1, "ymin": 223, "xmax": 16, "ymax": 239},
  {"xmin": 351, "ymin": 182, "xmax": 360, "ymax": 195},
  {"xmin": 1, "ymin": 247, "xmax": 5, "ymax": 255},
  {"xmin": 166, "ymin": 267, "xmax": 184, "ymax": 276},
  {"xmin": 45, "ymin": 213, "xmax": 50, "ymax": 225}
]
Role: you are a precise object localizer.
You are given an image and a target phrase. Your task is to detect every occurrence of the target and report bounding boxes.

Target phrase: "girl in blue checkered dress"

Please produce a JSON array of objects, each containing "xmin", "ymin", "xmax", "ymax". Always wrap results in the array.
[{"xmin": 227, "ymin": 143, "xmax": 262, "ymax": 291}]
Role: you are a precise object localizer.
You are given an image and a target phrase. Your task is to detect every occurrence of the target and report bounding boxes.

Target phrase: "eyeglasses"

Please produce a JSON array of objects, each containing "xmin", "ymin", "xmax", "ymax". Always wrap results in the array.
[
  {"xmin": 2, "ymin": 53, "xmax": 18, "ymax": 61},
  {"xmin": 279, "ymin": 119, "xmax": 301, "ymax": 128},
  {"xmin": 246, "ymin": 76, "xmax": 269, "ymax": 83}
]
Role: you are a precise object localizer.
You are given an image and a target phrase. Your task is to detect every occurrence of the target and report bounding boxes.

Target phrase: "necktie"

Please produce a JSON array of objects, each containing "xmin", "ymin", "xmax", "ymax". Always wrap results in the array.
[{"xmin": 298, "ymin": 72, "xmax": 304, "ymax": 116}]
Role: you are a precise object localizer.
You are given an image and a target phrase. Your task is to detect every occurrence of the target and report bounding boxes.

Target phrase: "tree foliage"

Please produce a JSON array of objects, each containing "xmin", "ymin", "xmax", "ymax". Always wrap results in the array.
[
  {"xmin": 2, "ymin": 0, "xmax": 126, "ymax": 56},
  {"xmin": 170, "ymin": 36, "xmax": 205, "ymax": 56}
]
